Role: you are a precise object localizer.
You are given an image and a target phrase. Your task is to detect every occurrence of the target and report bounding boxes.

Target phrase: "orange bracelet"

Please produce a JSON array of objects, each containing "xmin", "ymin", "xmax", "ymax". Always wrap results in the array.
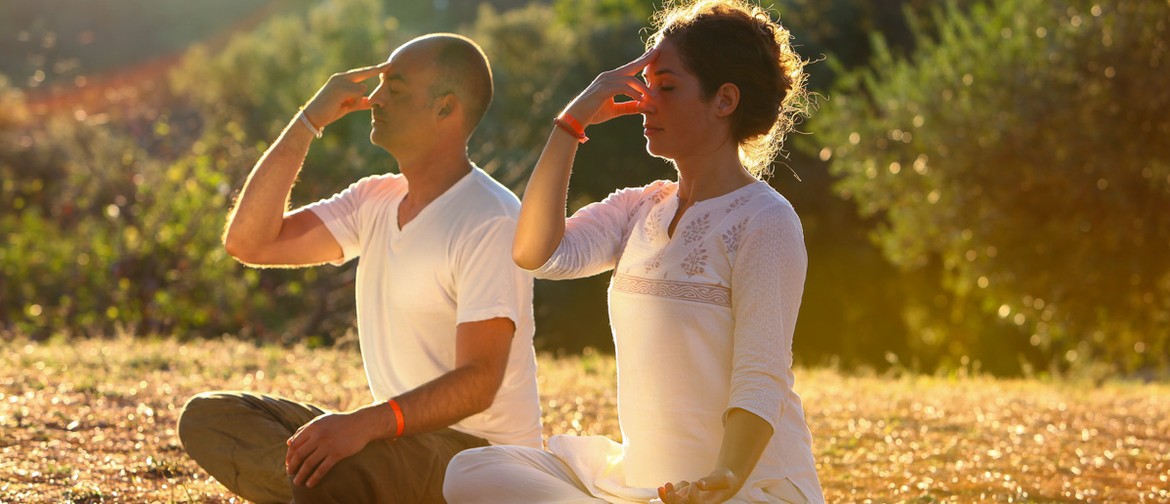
[
  {"xmin": 387, "ymin": 398, "xmax": 405, "ymax": 438},
  {"xmin": 553, "ymin": 113, "xmax": 588, "ymax": 143}
]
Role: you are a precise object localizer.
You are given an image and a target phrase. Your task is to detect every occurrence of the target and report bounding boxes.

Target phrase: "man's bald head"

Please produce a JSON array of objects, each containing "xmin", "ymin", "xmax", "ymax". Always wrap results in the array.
[{"xmin": 405, "ymin": 34, "xmax": 493, "ymax": 136}]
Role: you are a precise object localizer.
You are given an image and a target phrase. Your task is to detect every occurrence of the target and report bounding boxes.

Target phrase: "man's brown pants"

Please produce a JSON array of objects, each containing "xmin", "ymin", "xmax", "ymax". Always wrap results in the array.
[{"xmin": 177, "ymin": 391, "xmax": 489, "ymax": 503}]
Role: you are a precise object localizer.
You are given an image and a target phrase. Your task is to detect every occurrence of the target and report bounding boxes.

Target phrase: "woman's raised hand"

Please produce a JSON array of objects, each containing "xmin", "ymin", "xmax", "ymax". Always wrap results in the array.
[
  {"xmin": 301, "ymin": 62, "xmax": 392, "ymax": 130},
  {"xmin": 562, "ymin": 48, "xmax": 659, "ymax": 126}
]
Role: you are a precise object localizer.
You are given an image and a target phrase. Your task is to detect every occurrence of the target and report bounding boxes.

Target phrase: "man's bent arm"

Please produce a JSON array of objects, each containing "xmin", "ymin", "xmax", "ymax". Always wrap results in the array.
[
  {"xmin": 222, "ymin": 117, "xmax": 343, "ymax": 267},
  {"xmin": 285, "ymin": 317, "xmax": 516, "ymax": 488},
  {"xmin": 223, "ymin": 63, "xmax": 388, "ymax": 267},
  {"xmin": 355, "ymin": 317, "xmax": 515, "ymax": 437}
]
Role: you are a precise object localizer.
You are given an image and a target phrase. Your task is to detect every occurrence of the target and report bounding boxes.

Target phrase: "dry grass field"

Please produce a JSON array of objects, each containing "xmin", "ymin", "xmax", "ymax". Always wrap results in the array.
[{"xmin": 1, "ymin": 335, "xmax": 1167, "ymax": 503}]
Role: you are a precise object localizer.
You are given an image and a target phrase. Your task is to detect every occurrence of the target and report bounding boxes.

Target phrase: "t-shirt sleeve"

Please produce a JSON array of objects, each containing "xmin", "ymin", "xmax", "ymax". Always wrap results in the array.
[
  {"xmin": 530, "ymin": 186, "xmax": 646, "ymax": 280},
  {"xmin": 454, "ymin": 216, "xmax": 533, "ymax": 328},
  {"xmin": 726, "ymin": 204, "xmax": 808, "ymax": 432},
  {"xmin": 303, "ymin": 177, "xmax": 371, "ymax": 265}
]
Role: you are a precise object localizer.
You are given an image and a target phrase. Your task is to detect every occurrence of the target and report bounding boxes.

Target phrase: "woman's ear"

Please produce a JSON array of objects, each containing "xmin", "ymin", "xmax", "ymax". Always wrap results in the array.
[{"xmin": 714, "ymin": 83, "xmax": 740, "ymax": 118}]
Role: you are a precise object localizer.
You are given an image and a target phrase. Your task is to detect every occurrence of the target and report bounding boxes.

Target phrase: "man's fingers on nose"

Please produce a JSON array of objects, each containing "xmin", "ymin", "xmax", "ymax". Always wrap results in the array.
[
  {"xmin": 347, "ymin": 97, "xmax": 373, "ymax": 111},
  {"xmin": 347, "ymin": 62, "xmax": 391, "ymax": 81}
]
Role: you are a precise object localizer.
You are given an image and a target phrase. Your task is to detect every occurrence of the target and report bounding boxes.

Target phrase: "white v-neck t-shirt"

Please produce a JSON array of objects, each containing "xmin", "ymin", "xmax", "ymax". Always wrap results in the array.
[{"xmin": 306, "ymin": 166, "xmax": 542, "ymax": 448}]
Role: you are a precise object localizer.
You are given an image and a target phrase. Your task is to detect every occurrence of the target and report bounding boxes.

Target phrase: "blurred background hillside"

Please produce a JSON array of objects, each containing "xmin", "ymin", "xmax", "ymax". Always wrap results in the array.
[{"xmin": 2, "ymin": 0, "xmax": 1167, "ymax": 377}]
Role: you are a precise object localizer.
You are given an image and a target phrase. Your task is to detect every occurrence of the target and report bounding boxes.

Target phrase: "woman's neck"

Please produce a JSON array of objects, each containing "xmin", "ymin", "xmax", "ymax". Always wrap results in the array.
[{"xmin": 673, "ymin": 144, "xmax": 756, "ymax": 205}]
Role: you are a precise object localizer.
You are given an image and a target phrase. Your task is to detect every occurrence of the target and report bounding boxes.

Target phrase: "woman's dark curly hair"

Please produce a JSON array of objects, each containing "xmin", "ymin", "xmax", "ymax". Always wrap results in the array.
[{"xmin": 648, "ymin": 0, "xmax": 808, "ymax": 177}]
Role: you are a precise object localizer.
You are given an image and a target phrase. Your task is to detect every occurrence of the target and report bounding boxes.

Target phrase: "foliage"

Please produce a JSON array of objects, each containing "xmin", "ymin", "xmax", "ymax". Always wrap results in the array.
[
  {"xmin": 0, "ymin": 0, "xmax": 274, "ymax": 89},
  {"xmin": 809, "ymin": 0, "xmax": 1170, "ymax": 371},
  {"xmin": 0, "ymin": 80, "xmax": 252, "ymax": 338},
  {"xmin": 1, "ymin": 0, "xmax": 395, "ymax": 342},
  {"xmin": 769, "ymin": 0, "xmax": 983, "ymax": 90}
]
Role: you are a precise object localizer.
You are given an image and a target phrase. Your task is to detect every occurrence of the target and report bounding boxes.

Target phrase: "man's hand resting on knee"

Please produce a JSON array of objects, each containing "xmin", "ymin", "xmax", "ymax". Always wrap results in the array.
[{"xmin": 285, "ymin": 409, "xmax": 385, "ymax": 488}]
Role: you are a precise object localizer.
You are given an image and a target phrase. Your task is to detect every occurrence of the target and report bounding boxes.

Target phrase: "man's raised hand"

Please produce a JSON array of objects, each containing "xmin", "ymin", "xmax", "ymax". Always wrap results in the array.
[{"xmin": 301, "ymin": 62, "xmax": 392, "ymax": 131}]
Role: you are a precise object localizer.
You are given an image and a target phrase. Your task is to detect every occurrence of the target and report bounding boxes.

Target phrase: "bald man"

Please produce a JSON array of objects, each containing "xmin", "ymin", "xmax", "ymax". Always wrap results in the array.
[{"xmin": 177, "ymin": 34, "xmax": 542, "ymax": 503}]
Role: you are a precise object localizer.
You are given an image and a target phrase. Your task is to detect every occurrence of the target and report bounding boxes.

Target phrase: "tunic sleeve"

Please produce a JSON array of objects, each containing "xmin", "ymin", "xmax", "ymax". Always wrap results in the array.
[
  {"xmin": 726, "ymin": 203, "xmax": 808, "ymax": 432},
  {"xmin": 530, "ymin": 185, "xmax": 648, "ymax": 280}
]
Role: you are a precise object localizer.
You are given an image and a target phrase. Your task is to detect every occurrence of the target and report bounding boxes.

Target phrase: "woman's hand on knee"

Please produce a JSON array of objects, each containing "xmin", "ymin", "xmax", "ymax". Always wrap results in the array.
[{"xmin": 658, "ymin": 468, "xmax": 738, "ymax": 504}]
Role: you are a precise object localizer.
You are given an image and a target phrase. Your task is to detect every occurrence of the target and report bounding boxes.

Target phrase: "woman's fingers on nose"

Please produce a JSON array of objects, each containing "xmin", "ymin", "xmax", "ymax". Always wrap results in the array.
[{"xmin": 614, "ymin": 100, "xmax": 639, "ymax": 115}]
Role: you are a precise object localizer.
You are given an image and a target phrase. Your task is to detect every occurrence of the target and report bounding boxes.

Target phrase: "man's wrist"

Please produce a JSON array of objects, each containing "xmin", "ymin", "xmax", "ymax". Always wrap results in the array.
[
  {"xmin": 386, "ymin": 398, "xmax": 405, "ymax": 438},
  {"xmin": 297, "ymin": 108, "xmax": 324, "ymax": 138},
  {"xmin": 351, "ymin": 404, "xmax": 392, "ymax": 442}
]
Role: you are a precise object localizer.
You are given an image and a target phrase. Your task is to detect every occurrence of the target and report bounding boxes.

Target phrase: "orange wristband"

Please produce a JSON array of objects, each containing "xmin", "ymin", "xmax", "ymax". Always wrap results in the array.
[
  {"xmin": 553, "ymin": 113, "xmax": 588, "ymax": 143},
  {"xmin": 387, "ymin": 398, "xmax": 404, "ymax": 438}
]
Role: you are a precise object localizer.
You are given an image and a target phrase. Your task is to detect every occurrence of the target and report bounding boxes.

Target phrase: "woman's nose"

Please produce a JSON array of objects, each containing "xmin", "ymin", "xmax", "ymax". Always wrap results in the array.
[{"xmin": 636, "ymin": 96, "xmax": 655, "ymax": 114}]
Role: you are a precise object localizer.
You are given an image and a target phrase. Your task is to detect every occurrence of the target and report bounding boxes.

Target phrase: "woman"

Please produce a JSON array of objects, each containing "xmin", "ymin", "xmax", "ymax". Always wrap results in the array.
[{"xmin": 445, "ymin": 1, "xmax": 822, "ymax": 502}]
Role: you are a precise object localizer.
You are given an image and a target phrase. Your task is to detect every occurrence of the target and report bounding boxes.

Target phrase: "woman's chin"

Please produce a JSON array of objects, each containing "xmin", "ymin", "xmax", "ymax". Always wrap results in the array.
[{"xmin": 644, "ymin": 140, "xmax": 671, "ymax": 160}]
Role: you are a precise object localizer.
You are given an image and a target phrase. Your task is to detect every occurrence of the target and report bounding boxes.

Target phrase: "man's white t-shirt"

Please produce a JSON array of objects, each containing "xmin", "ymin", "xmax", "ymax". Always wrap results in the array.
[{"xmin": 306, "ymin": 166, "xmax": 542, "ymax": 448}]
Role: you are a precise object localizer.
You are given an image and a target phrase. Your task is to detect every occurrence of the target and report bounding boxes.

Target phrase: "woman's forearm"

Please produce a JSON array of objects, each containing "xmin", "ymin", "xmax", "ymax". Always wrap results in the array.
[
  {"xmin": 714, "ymin": 408, "xmax": 774, "ymax": 493},
  {"xmin": 512, "ymin": 127, "xmax": 581, "ymax": 270},
  {"xmin": 513, "ymin": 50, "xmax": 656, "ymax": 271}
]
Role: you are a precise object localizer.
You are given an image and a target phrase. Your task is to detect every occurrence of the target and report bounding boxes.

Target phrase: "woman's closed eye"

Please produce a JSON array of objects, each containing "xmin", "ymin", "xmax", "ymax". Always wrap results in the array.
[
  {"xmin": 652, "ymin": 82, "xmax": 675, "ymax": 92},
  {"xmin": 642, "ymin": 74, "xmax": 673, "ymax": 93}
]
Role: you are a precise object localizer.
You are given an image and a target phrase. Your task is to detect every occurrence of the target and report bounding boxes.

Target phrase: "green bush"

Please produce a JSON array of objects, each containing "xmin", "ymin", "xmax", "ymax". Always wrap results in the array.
[
  {"xmin": 0, "ymin": 87, "xmax": 248, "ymax": 338},
  {"xmin": 809, "ymin": 0, "xmax": 1170, "ymax": 372}
]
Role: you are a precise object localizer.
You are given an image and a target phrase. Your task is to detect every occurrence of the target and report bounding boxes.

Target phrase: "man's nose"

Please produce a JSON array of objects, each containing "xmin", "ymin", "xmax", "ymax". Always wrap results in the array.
[{"xmin": 367, "ymin": 83, "xmax": 385, "ymax": 107}]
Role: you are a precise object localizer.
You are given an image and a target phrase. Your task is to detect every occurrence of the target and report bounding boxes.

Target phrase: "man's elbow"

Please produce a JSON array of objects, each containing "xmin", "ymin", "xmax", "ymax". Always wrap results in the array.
[
  {"xmin": 469, "ymin": 393, "xmax": 495, "ymax": 416},
  {"xmin": 222, "ymin": 232, "xmax": 250, "ymax": 260},
  {"xmin": 469, "ymin": 369, "xmax": 507, "ymax": 414},
  {"xmin": 471, "ymin": 379, "xmax": 504, "ymax": 414},
  {"xmin": 222, "ymin": 232, "xmax": 266, "ymax": 265}
]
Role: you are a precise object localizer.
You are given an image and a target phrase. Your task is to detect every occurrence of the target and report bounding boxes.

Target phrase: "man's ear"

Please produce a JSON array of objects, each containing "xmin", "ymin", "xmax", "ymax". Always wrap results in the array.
[
  {"xmin": 713, "ymin": 83, "xmax": 740, "ymax": 118},
  {"xmin": 436, "ymin": 93, "xmax": 459, "ymax": 119}
]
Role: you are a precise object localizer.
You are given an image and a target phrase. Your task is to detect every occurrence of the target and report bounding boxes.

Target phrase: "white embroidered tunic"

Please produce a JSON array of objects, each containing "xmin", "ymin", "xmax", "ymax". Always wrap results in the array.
[{"xmin": 533, "ymin": 180, "xmax": 823, "ymax": 503}]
